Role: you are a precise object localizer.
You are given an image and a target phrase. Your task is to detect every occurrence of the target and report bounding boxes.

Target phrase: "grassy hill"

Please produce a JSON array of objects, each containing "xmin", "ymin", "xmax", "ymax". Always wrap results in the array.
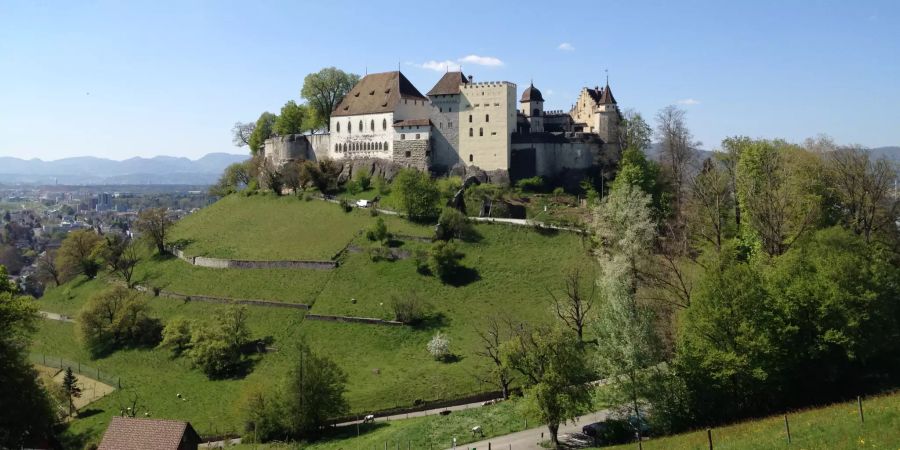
[
  {"xmin": 603, "ymin": 390, "xmax": 900, "ymax": 449},
  {"xmin": 32, "ymin": 194, "xmax": 594, "ymax": 443}
]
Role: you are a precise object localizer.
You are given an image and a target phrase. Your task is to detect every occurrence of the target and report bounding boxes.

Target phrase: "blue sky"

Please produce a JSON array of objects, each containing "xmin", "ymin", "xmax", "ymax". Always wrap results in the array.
[{"xmin": 1, "ymin": 0, "xmax": 898, "ymax": 160}]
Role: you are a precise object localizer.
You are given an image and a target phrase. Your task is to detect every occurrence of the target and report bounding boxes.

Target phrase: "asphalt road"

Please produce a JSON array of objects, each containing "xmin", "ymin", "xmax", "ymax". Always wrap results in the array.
[{"xmin": 449, "ymin": 410, "xmax": 611, "ymax": 450}]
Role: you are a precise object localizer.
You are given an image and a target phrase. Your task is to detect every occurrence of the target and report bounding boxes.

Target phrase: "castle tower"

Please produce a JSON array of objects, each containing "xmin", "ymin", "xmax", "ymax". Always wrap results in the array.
[
  {"xmin": 595, "ymin": 82, "xmax": 620, "ymax": 152},
  {"xmin": 520, "ymin": 82, "xmax": 544, "ymax": 133}
]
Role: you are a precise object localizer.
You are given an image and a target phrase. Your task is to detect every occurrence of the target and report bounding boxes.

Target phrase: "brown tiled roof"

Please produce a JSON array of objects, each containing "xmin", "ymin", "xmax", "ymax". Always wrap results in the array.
[
  {"xmin": 520, "ymin": 83, "xmax": 544, "ymax": 102},
  {"xmin": 427, "ymin": 71, "xmax": 468, "ymax": 96},
  {"xmin": 585, "ymin": 87, "xmax": 602, "ymax": 105},
  {"xmin": 393, "ymin": 119, "xmax": 431, "ymax": 127},
  {"xmin": 98, "ymin": 417, "xmax": 199, "ymax": 450},
  {"xmin": 599, "ymin": 84, "xmax": 617, "ymax": 104},
  {"xmin": 332, "ymin": 71, "xmax": 428, "ymax": 117}
]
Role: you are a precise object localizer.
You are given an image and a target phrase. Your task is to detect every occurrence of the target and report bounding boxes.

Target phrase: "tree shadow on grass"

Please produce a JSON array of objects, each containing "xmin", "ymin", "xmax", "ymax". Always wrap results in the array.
[
  {"xmin": 441, "ymin": 267, "xmax": 480, "ymax": 287},
  {"xmin": 411, "ymin": 312, "xmax": 450, "ymax": 331},
  {"xmin": 320, "ymin": 421, "xmax": 389, "ymax": 440},
  {"xmin": 532, "ymin": 225, "xmax": 560, "ymax": 236},
  {"xmin": 74, "ymin": 408, "xmax": 103, "ymax": 419}
]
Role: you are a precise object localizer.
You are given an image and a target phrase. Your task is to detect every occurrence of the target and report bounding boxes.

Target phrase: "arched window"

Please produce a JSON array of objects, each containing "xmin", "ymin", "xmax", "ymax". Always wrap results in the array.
[
  {"xmin": 383, "ymin": 141, "xmax": 388, "ymax": 150},
  {"xmin": 469, "ymin": 128, "xmax": 473, "ymax": 137},
  {"xmin": 485, "ymin": 114, "xmax": 490, "ymax": 122},
  {"xmin": 469, "ymin": 154, "xmax": 473, "ymax": 162},
  {"xmin": 370, "ymin": 120, "xmax": 375, "ymax": 131},
  {"xmin": 358, "ymin": 120, "xmax": 363, "ymax": 132},
  {"xmin": 468, "ymin": 114, "xmax": 472, "ymax": 123},
  {"xmin": 336, "ymin": 122, "xmax": 341, "ymax": 133},
  {"xmin": 382, "ymin": 119, "xmax": 387, "ymax": 130},
  {"xmin": 479, "ymin": 127, "xmax": 483, "ymax": 137},
  {"xmin": 347, "ymin": 121, "xmax": 352, "ymax": 134}
]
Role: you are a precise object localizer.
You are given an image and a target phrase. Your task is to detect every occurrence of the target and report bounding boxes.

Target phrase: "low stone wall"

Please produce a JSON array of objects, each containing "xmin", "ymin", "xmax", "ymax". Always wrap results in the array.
[
  {"xmin": 304, "ymin": 314, "xmax": 404, "ymax": 326},
  {"xmin": 133, "ymin": 284, "xmax": 310, "ymax": 310},
  {"xmin": 168, "ymin": 247, "xmax": 337, "ymax": 270}
]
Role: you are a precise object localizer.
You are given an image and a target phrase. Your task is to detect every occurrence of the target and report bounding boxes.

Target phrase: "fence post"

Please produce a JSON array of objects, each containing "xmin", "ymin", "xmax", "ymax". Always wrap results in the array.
[
  {"xmin": 784, "ymin": 414, "xmax": 791, "ymax": 443},
  {"xmin": 707, "ymin": 428, "xmax": 713, "ymax": 450},
  {"xmin": 857, "ymin": 395, "xmax": 865, "ymax": 423},
  {"xmin": 43, "ymin": 354, "xmax": 46, "ymax": 365}
]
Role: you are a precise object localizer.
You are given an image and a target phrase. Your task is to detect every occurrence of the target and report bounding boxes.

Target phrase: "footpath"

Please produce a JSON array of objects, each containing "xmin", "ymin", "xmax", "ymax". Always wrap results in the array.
[{"xmin": 453, "ymin": 410, "xmax": 611, "ymax": 450}]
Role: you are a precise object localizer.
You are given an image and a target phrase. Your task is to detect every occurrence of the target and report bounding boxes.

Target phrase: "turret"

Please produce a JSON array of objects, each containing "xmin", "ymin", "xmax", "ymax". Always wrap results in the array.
[{"xmin": 520, "ymin": 82, "xmax": 544, "ymax": 133}]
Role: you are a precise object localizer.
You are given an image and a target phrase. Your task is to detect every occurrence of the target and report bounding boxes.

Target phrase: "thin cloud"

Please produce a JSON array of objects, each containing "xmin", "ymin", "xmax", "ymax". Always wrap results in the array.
[
  {"xmin": 413, "ymin": 60, "xmax": 460, "ymax": 72},
  {"xmin": 557, "ymin": 42, "xmax": 575, "ymax": 51},
  {"xmin": 677, "ymin": 98, "xmax": 700, "ymax": 105},
  {"xmin": 458, "ymin": 55, "xmax": 504, "ymax": 67}
]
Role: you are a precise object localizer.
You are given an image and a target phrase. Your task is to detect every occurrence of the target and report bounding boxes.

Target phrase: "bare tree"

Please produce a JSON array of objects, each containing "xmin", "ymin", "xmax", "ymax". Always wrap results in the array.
[
  {"xmin": 231, "ymin": 121, "xmax": 255, "ymax": 147},
  {"xmin": 473, "ymin": 317, "xmax": 516, "ymax": 399},
  {"xmin": 826, "ymin": 146, "xmax": 899, "ymax": 243},
  {"xmin": 547, "ymin": 268, "xmax": 596, "ymax": 342},
  {"xmin": 36, "ymin": 250, "xmax": 60, "ymax": 287},
  {"xmin": 135, "ymin": 208, "xmax": 172, "ymax": 254},
  {"xmin": 656, "ymin": 105, "xmax": 699, "ymax": 216},
  {"xmin": 687, "ymin": 158, "xmax": 734, "ymax": 252}
]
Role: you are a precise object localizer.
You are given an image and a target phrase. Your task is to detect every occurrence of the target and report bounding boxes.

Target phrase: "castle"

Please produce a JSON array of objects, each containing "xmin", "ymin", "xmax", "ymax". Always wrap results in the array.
[{"xmin": 263, "ymin": 70, "xmax": 622, "ymax": 182}]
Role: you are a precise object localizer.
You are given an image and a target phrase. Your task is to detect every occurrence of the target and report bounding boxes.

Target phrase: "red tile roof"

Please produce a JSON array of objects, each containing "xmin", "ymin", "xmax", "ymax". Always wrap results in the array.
[
  {"xmin": 332, "ymin": 71, "xmax": 428, "ymax": 117},
  {"xmin": 98, "ymin": 417, "xmax": 199, "ymax": 450},
  {"xmin": 427, "ymin": 71, "xmax": 469, "ymax": 96}
]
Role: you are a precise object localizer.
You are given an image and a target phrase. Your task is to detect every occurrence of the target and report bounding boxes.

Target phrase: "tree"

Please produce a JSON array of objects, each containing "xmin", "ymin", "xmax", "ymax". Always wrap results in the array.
[
  {"xmin": 300, "ymin": 158, "xmax": 342, "ymax": 193},
  {"xmin": 655, "ymin": 105, "xmax": 699, "ymax": 216},
  {"xmin": 36, "ymin": 250, "xmax": 61, "ymax": 287},
  {"xmin": 435, "ymin": 207, "xmax": 476, "ymax": 241},
  {"xmin": 99, "ymin": 235, "xmax": 140, "ymax": 287},
  {"xmin": 61, "ymin": 367, "xmax": 82, "ymax": 417},
  {"xmin": 429, "ymin": 241, "xmax": 463, "ymax": 282},
  {"xmin": 474, "ymin": 317, "xmax": 516, "ymax": 399},
  {"xmin": 366, "ymin": 217, "xmax": 390, "ymax": 243},
  {"xmin": 502, "ymin": 325, "xmax": 593, "ymax": 448},
  {"xmin": 427, "ymin": 332, "xmax": 451, "ymax": 361},
  {"xmin": 273, "ymin": 100, "xmax": 309, "ymax": 136},
  {"xmin": 57, "ymin": 229, "xmax": 103, "ymax": 281},
  {"xmin": 231, "ymin": 121, "xmax": 255, "ymax": 148},
  {"xmin": 0, "ymin": 287, "xmax": 57, "ymax": 447},
  {"xmin": 77, "ymin": 286, "xmax": 161, "ymax": 357},
  {"xmin": 260, "ymin": 158, "xmax": 284, "ymax": 195},
  {"xmin": 301, "ymin": 67, "xmax": 360, "ymax": 131},
  {"xmin": 211, "ymin": 160, "xmax": 255, "ymax": 196},
  {"xmin": 159, "ymin": 317, "xmax": 194, "ymax": 357},
  {"xmin": 718, "ymin": 136, "xmax": 752, "ymax": 230},
  {"xmin": 248, "ymin": 112, "xmax": 278, "ymax": 155},
  {"xmin": 547, "ymin": 268, "xmax": 596, "ymax": 343},
  {"xmin": 281, "ymin": 160, "xmax": 304, "ymax": 195},
  {"xmin": 186, "ymin": 305, "xmax": 250, "ymax": 378},
  {"xmin": 135, "ymin": 208, "xmax": 172, "ymax": 254},
  {"xmin": 0, "ymin": 264, "xmax": 15, "ymax": 294},
  {"xmin": 394, "ymin": 168, "xmax": 440, "ymax": 221},
  {"xmin": 611, "ymin": 146, "xmax": 666, "ymax": 217},
  {"xmin": 281, "ymin": 341, "xmax": 349, "ymax": 439},
  {"xmin": 824, "ymin": 146, "xmax": 898, "ymax": 243},
  {"xmin": 592, "ymin": 185, "xmax": 656, "ymax": 293},
  {"xmin": 621, "ymin": 110, "xmax": 652, "ymax": 154},
  {"xmin": 390, "ymin": 290, "xmax": 429, "ymax": 324},
  {"xmin": 686, "ymin": 158, "xmax": 734, "ymax": 253}
]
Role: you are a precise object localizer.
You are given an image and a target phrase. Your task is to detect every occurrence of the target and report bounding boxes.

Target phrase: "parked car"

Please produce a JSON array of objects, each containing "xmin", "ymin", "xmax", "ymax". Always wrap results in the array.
[{"xmin": 582, "ymin": 416, "xmax": 650, "ymax": 445}]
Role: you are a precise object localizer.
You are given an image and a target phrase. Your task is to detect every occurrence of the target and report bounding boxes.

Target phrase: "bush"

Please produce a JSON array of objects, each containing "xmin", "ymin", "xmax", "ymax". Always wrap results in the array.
[
  {"xmin": 515, "ymin": 176, "xmax": 545, "ymax": 192},
  {"xmin": 435, "ymin": 207, "xmax": 476, "ymax": 241},
  {"xmin": 159, "ymin": 317, "xmax": 193, "ymax": 357},
  {"xmin": 77, "ymin": 286, "xmax": 161, "ymax": 357},
  {"xmin": 394, "ymin": 169, "xmax": 440, "ymax": 222},
  {"xmin": 429, "ymin": 241, "xmax": 463, "ymax": 281},
  {"xmin": 390, "ymin": 291, "xmax": 429, "ymax": 324},
  {"xmin": 366, "ymin": 217, "xmax": 390, "ymax": 242},
  {"xmin": 373, "ymin": 175, "xmax": 390, "ymax": 195},
  {"xmin": 427, "ymin": 332, "xmax": 451, "ymax": 361},
  {"xmin": 367, "ymin": 245, "xmax": 393, "ymax": 262},
  {"xmin": 338, "ymin": 197, "xmax": 352, "ymax": 212},
  {"xmin": 184, "ymin": 306, "xmax": 251, "ymax": 378},
  {"xmin": 414, "ymin": 249, "xmax": 430, "ymax": 275}
]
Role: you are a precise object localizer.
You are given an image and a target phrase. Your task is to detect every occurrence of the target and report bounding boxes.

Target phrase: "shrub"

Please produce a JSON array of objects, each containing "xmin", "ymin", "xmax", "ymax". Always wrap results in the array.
[
  {"xmin": 435, "ymin": 207, "xmax": 475, "ymax": 241},
  {"xmin": 429, "ymin": 241, "xmax": 463, "ymax": 281},
  {"xmin": 414, "ymin": 249, "xmax": 430, "ymax": 275},
  {"xmin": 187, "ymin": 327, "xmax": 242, "ymax": 379},
  {"xmin": 427, "ymin": 332, "xmax": 451, "ymax": 361},
  {"xmin": 515, "ymin": 176, "xmax": 545, "ymax": 192},
  {"xmin": 394, "ymin": 168, "xmax": 440, "ymax": 222},
  {"xmin": 390, "ymin": 291, "xmax": 429, "ymax": 324},
  {"xmin": 373, "ymin": 175, "xmax": 390, "ymax": 195},
  {"xmin": 366, "ymin": 217, "xmax": 390, "ymax": 242},
  {"xmin": 338, "ymin": 197, "xmax": 352, "ymax": 212},
  {"xmin": 77, "ymin": 286, "xmax": 162, "ymax": 357},
  {"xmin": 367, "ymin": 245, "xmax": 392, "ymax": 262},
  {"xmin": 159, "ymin": 317, "xmax": 193, "ymax": 357}
]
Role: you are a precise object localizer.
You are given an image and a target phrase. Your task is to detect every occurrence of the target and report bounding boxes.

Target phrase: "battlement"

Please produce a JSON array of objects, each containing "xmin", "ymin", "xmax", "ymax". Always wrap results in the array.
[
  {"xmin": 461, "ymin": 81, "xmax": 516, "ymax": 89},
  {"xmin": 544, "ymin": 110, "xmax": 568, "ymax": 116}
]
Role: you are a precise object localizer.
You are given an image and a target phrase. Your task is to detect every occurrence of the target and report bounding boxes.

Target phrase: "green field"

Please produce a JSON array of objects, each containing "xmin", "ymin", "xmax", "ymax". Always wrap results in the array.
[
  {"xmin": 32, "ymin": 195, "xmax": 594, "ymax": 443},
  {"xmin": 168, "ymin": 195, "xmax": 430, "ymax": 260},
  {"xmin": 603, "ymin": 391, "xmax": 900, "ymax": 450}
]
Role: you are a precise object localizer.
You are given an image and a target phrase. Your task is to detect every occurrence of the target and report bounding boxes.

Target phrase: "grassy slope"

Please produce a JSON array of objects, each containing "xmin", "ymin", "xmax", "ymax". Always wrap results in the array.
[
  {"xmin": 33, "ymin": 278, "xmax": 306, "ymax": 442},
  {"xmin": 603, "ymin": 391, "xmax": 900, "ymax": 450},
  {"xmin": 169, "ymin": 194, "xmax": 429, "ymax": 260}
]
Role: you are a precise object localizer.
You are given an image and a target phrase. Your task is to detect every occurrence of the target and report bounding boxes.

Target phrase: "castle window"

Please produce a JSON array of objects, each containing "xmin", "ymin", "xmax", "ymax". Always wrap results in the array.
[
  {"xmin": 415, "ymin": 133, "xmax": 420, "ymax": 139},
  {"xmin": 359, "ymin": 120, "xmax": 363, "ymax": 132},
  {"xmin": 404, "ymin": 99, "xmax": 408, "ymax": 104},
  {"xmin": 370, "ymin": 120, "xmax": 375, "ymax": 131},
  {"xmin": 439, "ymin": 122, "xmax": 443, "ymax": 130},
  {"xmin": 439, "ymin": 107, "xmax": 443, "ymax": 112},
  {"xmin": 383, "ymin": 141, "xmax": 388, "ymax": 150},
  {"xmin": 348, "ymin": 121, "xmax": 352, "ymax": 134},
  {"xmin": 469, "ymin": 154, "xmax": 473, "ymax": 162},
  {"xmin": 425, "ymin": 150, "xmax": 431, "ymax": 157},
  {"xmin": 405, "ymin": 151, "xmax": 411, "ymax": 158},
  {"xmin": 469, "ymin": 128, "xmax": 473, "ymax": 137},
  {"xmin": 382, "ymin": 118, "xmax": 387, "ymax": 130},
  {"xmin": 485, "ymin": 114, "xmax": 490, "ymax": 122},
  {"xmin": 468, "ymin": 114, "xmax": 472, "ymax": 123},
  {"xmin": 401, "ymin": 134, "xmax": 406, "ymax": 140},
  {"xmin": 336, "ymin": 122, "xmax": 340, "ymax": 133},
  {"xmin": 449, "ymin": 122, "xmax": 453, "ymax": 128},
  {"xmin": 479, "ymin": 127, "xmax": 483, "ymax": 137},
  {"xmin": 533, "ymin": 109, "xmax": 540, "ymax": 117},
  {"xmin": 449, "ymin": 107, "xmax": 452, "ymax": 112}
]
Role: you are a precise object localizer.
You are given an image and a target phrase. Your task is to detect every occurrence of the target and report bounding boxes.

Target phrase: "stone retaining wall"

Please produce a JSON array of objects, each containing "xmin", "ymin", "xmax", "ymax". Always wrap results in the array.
[
  {"xmin": 133, "ymin": 284, "xmax": 310, "ymax": 310},
  {"xmin": 168, "ymin": 247, "xmax": 337, "ymax": 270},
  {"xmin": 304, "ymin": 314, "xmax": 404, "ymax": 326}
]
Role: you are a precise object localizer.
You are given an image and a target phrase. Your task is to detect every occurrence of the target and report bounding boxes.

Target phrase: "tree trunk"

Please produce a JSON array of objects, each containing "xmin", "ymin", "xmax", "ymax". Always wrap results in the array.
[{"xmin": 548, "ymin": 422, "xmax": 560, "ymax": 449}]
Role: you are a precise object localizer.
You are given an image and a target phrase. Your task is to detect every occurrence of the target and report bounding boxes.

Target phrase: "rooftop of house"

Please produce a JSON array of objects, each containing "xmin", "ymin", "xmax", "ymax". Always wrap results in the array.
[
  {"xmin": 332, "ymin": 71, "xmax": 428, "ymax": 117},
  {"xmin": 427, "ymin": 71, "xmax": 469, "ymax": 96},
  {"xmin": 98, "ymin": 417, "xmax": 200, "ymax": 450}
]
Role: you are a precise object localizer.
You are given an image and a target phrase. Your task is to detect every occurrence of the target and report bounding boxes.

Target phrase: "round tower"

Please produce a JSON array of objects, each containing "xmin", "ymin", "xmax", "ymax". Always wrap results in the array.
[{"xmin": 520, "ymin": 82, "xmax": 544, "ymax": 133}]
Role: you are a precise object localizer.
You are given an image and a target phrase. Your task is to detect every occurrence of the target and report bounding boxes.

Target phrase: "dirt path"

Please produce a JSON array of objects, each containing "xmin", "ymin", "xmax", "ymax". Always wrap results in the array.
[
  {"xmin": 39, "ymin": 310, "xmax": 75, "ymax": 322},
  {"xmin": 453, "ymin": 410, "xmax": 611, "ymax": 450}
]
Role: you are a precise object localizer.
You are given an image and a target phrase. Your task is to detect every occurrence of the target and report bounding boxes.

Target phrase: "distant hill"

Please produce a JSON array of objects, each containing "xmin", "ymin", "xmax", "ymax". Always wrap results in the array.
[
  {"xmin": 0, "ymin": 153, "xmax": 248, "ymax": 185},
  {"xmin": 871, "ymin": 146, "xmax": 900, "ymax": 161}
]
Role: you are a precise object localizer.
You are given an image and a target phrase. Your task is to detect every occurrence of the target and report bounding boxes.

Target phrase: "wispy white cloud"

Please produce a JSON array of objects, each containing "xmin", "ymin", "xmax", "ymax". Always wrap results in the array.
[
  {"xmin": 410, "ymin": 55, "xmax": 504, "ymax": 72},
  {"xmin": 557, "ymin": 42, "xmax": 575, "ymax": 51},
  {"xmin": 458, "ymin": 55, "xmax": 504, "ymax": 67},
  {"xmin": 545, "ymin": 89, "xmax": 555, "ymax": 97},
  {"xmin": 677, "ymin": 98, "xmax": 700, "ymax": 105}
]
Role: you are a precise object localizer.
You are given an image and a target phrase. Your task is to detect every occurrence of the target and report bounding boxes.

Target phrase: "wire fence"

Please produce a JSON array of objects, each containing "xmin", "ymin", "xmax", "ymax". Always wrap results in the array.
[{"xmin": 30, "ymin": 352, "xmax": 122, "ymax": 389}]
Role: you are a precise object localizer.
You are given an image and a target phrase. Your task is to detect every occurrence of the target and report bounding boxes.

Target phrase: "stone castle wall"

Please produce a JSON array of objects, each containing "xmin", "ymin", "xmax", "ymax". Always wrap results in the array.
[{"xmin": 392, "ymin": 139, "xmax": 430, "ymax": 171}]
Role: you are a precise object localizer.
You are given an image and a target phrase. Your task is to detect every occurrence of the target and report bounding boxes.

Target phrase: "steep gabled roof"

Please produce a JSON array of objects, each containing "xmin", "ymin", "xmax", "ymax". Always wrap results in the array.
[
  {"xmin": 427, "ymin": 71, "xmax": 469, "ymax": 96},
  {"xmin": 332, "ymin": 71, "xmax": 428, "ymax": 117},
  {"xmin": 98, "ymin": 417, "xmax": 199, "ymax": 450},
  {"xmin": 599, "ymin": 84, "xmax": 617, "ymax": 104}
]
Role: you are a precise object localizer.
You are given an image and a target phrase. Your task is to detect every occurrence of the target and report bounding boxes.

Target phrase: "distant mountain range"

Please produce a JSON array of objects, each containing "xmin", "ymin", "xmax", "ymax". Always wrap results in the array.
[{"xmin": 0, "ymin": 153, "xmax": 248, "ymax": 185}]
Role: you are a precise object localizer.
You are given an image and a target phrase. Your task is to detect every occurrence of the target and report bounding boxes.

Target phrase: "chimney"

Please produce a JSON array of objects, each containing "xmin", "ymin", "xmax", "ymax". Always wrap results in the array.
[{"xmin": 468, "ymin": 75, "xmax": 474, "ymax": 83}]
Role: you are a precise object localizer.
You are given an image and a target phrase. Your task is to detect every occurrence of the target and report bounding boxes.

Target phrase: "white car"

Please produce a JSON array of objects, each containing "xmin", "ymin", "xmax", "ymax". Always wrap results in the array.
[{"xmin": 355, "ymin": 199, "xmax": 370, "ymax": 208}]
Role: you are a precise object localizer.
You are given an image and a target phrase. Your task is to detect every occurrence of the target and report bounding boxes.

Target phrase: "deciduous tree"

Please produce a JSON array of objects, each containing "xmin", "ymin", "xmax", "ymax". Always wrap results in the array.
[
  {"xmin": 57, "ymin": 229, "xmax": 103, "ymax": 281},
  {"xmin": 301, "ymin": 68, "xmax": 360, "ymax": 131},
  {"xmin": 135, "ymin": 208, "xmax": 172, "ymax": 254},
  {"xmin": 547, "ymin": 268, "xmax": 596, "ymax": 343}
]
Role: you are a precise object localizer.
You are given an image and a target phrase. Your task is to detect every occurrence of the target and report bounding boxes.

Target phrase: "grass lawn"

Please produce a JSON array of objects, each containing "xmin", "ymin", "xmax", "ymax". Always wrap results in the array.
[
  {"xmin": 603, "ymin": 391, "xmax": 900, "ymax": 450},
  {"xmin": 169, "ymin": 194, "xmax": 430, "ymax": 260},
  {"xmin": 32, "ymin": 278, "xmax": 307, "ymax": 446}
]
